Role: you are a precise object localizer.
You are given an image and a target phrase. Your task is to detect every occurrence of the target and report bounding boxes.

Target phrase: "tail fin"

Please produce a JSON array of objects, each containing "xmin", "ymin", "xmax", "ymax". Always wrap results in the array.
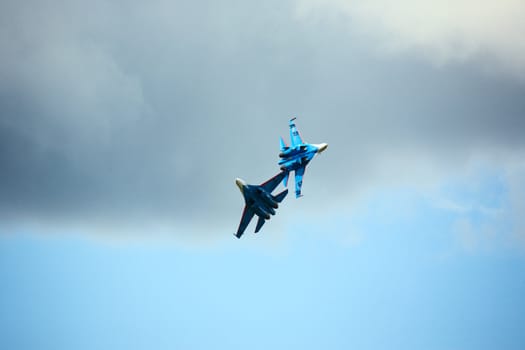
[
  {"xmin": 279, "ymin": 136, "xmax": 288, "ymax": 151},
  {"xmin": 273, "ymin": 189, "xmax": 288, "ymax": 203}
]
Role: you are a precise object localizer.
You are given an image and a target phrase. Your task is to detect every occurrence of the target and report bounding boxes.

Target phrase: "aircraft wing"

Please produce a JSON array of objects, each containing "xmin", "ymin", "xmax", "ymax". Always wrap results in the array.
[
  {"xmin": 260, "ymin": 171, "xmax": 287, "ymax": 193},
  {"xmin": 289, "ymin": 118, "xmax": 303, "ymax": 147},
  {"xmin": 235, "ymin": 206, "xmax": 255, "ymax": 238},
  {"xmin": 294, "ymin": 166, "xmax": 305, "ymax": 198}
]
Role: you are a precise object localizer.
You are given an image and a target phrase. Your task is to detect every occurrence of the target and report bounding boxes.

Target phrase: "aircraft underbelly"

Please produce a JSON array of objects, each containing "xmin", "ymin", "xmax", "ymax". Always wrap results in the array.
[
  {"xmin": 280, "ymin": 159, "xmax": 311, "ymax": 171},
  {"xmin": 255, "ymin": 205, "xmax": 272, "ymax": 219}
]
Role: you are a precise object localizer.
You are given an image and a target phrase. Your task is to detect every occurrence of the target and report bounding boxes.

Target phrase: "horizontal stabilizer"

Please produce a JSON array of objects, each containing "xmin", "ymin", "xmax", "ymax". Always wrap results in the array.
[
  {"xmin": 255, "ymin": 216, "xmax": 265, "ymax": 233},
  {"xmin": 273, "ymin": 189, "xmax": 288, "ymax": 203}
]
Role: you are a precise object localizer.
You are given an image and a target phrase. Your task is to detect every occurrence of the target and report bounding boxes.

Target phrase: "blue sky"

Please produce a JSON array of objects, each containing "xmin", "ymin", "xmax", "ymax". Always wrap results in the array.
[
  {"xmin": 1, "ymin": 1, "xmax": 525, "ymax": 349},
  {"xmin": 2, "ymin": 170, "xmax": 524, "ymax": 350}
]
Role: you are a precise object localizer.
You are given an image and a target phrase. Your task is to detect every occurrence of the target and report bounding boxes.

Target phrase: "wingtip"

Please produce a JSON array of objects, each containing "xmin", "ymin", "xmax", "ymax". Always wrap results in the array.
[
  {"xmin": 284, "ymin": 172, "xmax": 290, "ymax": 186},
  {"xmin": 233, "ymin": 233, "xmax": 241, "ymax": 239}
]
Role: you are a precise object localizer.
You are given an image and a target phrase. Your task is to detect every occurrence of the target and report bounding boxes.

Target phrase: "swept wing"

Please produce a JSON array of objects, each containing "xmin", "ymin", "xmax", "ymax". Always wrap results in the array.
[
  {"xmin": 260, "ymin": 171, "xmax": 287, "ymax": 193},
  {"xmin": 294, "ymin": 166, "xmax": 305, "ymax": 198},
  {"xmin": 235, "ymin": 206, "xmax": 254, "ymax": 238}
]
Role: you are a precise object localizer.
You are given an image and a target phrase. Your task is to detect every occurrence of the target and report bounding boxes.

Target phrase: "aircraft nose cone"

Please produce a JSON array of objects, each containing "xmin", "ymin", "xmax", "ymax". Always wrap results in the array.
[
  {"xmin": 316, "ymin": 143, "xmax": 328, "ymax": 153},
  {"xmin": 235, "ymin": 178, "xmax": 246, "ymax": 192}
]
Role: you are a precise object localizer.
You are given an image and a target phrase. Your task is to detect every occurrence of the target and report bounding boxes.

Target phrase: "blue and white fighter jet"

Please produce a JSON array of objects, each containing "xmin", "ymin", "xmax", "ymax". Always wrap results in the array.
[
  {"xmin": 279, "ymin": 117, "xmax": 328, "ymax": 198},
  {"xmin": 234, "ymin": 171, "xmax": 289, "ymax": 238}
]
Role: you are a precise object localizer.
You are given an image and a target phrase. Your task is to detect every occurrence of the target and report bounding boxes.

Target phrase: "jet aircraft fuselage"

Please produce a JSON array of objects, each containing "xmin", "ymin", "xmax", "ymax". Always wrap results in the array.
[
  {"xmin": 278, "ymin": 118, "xmax": 327, "ymax": 197},
  {"xmin": 234, "ymin": 172, "xmax": 288, "ymax": 238},
  {"xmin": 278, "ymin": 144, "xmax": 323, "ymax": 171},
  {"xmin": 237, "ymin": 179, "xmax": 277, "ymax": 219}
]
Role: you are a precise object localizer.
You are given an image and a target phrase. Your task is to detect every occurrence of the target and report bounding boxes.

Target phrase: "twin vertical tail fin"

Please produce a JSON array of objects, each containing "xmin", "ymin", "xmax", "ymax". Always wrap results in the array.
[{"xmin": 279, "ymin": 136, "xmax": 288, "ymax": 152}]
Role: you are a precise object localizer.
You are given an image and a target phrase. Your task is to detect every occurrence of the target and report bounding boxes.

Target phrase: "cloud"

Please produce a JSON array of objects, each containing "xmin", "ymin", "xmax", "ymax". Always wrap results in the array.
[
  {"xmin": 0, "ymin": 0, "xmax": 524, "ymax": 239},
  {"xmin": 295, "ymin": 0, "xmax": 525, "ymax": 78}
]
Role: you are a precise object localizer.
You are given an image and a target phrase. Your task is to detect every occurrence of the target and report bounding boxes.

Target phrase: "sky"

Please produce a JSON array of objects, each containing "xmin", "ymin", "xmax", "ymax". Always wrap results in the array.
[{"xmin": 1, "ymin": 0, "xmax": 525, "ymax": 349}]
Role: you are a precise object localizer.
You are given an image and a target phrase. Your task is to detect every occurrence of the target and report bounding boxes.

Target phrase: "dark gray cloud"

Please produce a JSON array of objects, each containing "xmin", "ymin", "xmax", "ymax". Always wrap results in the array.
[{"xmin": 1, "ymin": 0, "xmax": 524, "ymax": 237}]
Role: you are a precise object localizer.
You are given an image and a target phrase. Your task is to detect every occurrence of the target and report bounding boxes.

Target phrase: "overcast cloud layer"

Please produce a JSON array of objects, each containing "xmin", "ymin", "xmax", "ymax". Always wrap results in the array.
[
  {"xmin": 297, "ymin": 0, "xmax": 525, "ymax": 77},
  {"xmin": 1, "ymin": 0, "xmax": 524, "ymax": 238}
]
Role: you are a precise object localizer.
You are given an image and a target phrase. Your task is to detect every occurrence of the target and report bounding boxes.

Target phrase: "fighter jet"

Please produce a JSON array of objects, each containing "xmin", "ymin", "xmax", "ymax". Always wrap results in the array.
[
  {"xmin": 278, "ymin": 117, "xmax": 328, "ymax": 198},
  {"xmin": 234, "ymin": 171, "xmax": 289, "ymax": 238}
]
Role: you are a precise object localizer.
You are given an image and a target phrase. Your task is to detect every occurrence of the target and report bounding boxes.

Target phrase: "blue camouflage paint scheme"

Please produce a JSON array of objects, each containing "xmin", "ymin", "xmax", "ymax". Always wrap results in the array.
[
  {"xmin": 278, "ymin": 118, "xmax": 328, "ymax": 198},
  {"xmin": 234, "ymin": 171, "xmax": 289, "ymax": 238}
]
